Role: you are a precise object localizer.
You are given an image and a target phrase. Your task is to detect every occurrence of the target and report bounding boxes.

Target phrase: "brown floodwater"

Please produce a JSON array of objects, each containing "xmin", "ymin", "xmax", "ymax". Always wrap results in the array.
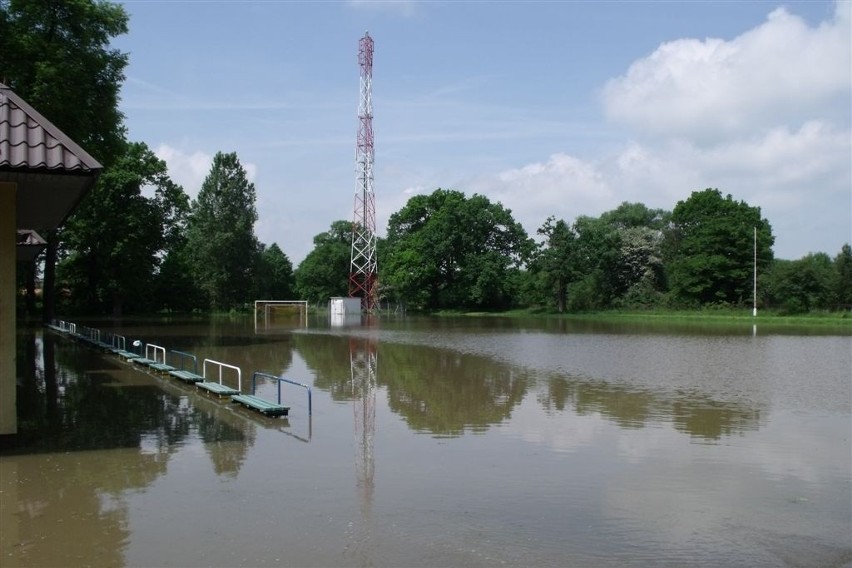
[{"xmin": 2, "ymin": 314, "xmax": 851, "ymax": 567}]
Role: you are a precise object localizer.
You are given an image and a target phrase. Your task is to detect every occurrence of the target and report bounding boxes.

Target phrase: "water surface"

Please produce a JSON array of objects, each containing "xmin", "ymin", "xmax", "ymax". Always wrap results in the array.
[{"xmin": 2, "ymin": 315, "xmax": 850, "ymax": 567}]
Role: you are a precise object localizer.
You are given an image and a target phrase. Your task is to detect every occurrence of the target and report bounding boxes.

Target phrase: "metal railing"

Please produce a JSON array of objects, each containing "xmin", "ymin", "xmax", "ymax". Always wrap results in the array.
[
  {"xmin": 111, "ymin": 334, "xmax": 126, "ymax": 352},
  {"xmin": 251, "ymin": 371, "xmax": 312, "ymax": 415},
  {"xmin": 146, "ymin": 343, "xmax": 167, "ymax": 364},
  {"xmin": 170, "ymin": 350, "xmax": 198, "ymax": 374},
  {"xmin": 203, "ymin": 359, "xmax": 242, "ymax": 391}
]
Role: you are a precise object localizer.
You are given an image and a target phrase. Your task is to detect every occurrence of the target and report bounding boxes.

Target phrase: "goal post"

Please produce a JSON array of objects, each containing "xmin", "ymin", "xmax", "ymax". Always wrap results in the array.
[{"xmin": 254, "ymin": 300, "xmax": 309, "ymax": 331}]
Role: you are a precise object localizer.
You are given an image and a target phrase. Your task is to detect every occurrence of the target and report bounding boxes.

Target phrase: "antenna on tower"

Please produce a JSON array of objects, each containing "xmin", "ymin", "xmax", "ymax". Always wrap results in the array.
[{"xmin": 349, "ymin": 31, "xmax": 378, "ymax": 312}]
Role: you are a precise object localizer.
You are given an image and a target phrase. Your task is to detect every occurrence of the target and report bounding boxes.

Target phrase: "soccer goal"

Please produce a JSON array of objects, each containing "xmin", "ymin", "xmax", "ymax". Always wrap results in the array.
[{"xmin": 254, "ymin": 300, "xmax": 309, "ymax": 331}]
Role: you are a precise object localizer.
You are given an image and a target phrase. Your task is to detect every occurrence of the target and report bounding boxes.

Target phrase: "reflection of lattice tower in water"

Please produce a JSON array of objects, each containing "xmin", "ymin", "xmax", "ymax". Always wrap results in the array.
[
  {"xmin": 350, "ymin": 336, "xmax": 376, "ymax": 517},
  {"xmin": 349, "ymin": 31, "xmax": 378, "ymax": 312}
]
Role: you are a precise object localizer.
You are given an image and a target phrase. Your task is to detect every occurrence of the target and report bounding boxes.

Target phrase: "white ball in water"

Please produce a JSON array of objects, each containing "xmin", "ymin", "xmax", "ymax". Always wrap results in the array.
[{"xmin": 132, "ymin": 340, "xmax": 142, "ymax": 347}]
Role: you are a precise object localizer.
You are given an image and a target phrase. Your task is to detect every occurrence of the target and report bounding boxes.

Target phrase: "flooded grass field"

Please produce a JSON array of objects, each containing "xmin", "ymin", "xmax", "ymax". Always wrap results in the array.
[{"xmin": 2, "ymin": 314, "xmax": 850, "ymax": 567}]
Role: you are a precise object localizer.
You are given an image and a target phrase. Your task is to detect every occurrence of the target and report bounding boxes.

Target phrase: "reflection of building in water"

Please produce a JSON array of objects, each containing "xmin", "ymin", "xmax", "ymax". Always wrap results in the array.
[{"xmin": 346, "ymin": 333, "xmax": 377, "ymax": 563}]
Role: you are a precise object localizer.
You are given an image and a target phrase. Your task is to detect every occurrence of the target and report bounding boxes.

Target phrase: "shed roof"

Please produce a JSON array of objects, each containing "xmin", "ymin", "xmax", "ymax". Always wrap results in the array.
[
  {"xmin": 16, "ymin": 229, "xmax": 47, "ymax": 263},
  {"xmin": 0, "ymin": 82, "xmax": 102, "ymax": 241},
  {"xmin": 0, "ymin": 83, "xmax": 101, "ymax": 173}
]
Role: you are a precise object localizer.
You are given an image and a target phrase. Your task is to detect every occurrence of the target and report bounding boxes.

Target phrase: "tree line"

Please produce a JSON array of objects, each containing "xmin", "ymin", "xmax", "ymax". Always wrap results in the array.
[
  {"xmin": 298, "ymin": 189, "xmax": 851, "ymax": 314},
  {"xmin": 6, "ymin": 0, "xmax": 850, "ymax": 317}
]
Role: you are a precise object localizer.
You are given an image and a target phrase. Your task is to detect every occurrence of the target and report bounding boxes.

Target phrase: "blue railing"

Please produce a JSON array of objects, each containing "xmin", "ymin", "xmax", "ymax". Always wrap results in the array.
[{"xmin": 251, "ymin": 372, "xmax": 312, "ymax": 416}]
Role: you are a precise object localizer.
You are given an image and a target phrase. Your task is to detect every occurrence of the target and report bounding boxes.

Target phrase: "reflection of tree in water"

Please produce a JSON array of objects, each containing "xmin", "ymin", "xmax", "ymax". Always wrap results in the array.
[
  {"xmin": 293, "ymin": 333, "xmax": 358, "ymax": 401},
  {"xmin": 6, "ymin": 328, "xmax": 267, "ymax": 566},
  {"xmin": 294, "ymin": 327, "xmax": 761, "ymax": 441},
  {"xmin": 15, "ymin": 330, "xmax": 257, "ymax": 464},
  {"xmin": 296, "ymin": 332, "xmax": 528, "ymax": 436},
  {"xmin": 14, "ymin": 331, "xmax": 192, "ymax": 454},
  {"xmin": 194, "ymin": 405, "xmax": 253, "ymax": 477},
  {"xmin": 671, "ymin": 396, "xmax": 761, "ymax": 440},
  {"xmin": 5, "ymin": 448, "xmax": 170, "ymax": 567},
  {"xmin": 540, "ymin": 376, "xmax": 762, "ymax": 440},
  {"xmin": 382, "ymin": 344, "xmax": 528, "ymax": 436}
]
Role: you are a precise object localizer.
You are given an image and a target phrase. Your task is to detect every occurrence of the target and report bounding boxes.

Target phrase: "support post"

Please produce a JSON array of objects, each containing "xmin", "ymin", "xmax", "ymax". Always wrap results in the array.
[{"xmin": 0, "ymin": 182, "xmax": 17, "ymax": 436}]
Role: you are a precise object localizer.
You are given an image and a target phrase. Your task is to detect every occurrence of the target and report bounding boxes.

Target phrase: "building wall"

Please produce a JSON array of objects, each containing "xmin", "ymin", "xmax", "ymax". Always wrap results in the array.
[
  {"xmin": 329, "ymin": 297, "xmax": 363, "ymax": 316},
  {"xmin": 0, "ymin": 181, "xmax": 16, "ymax": 435}
]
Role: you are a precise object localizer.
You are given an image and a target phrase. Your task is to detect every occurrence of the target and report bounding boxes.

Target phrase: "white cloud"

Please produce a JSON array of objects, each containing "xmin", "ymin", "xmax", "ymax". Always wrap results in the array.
[
  {"xmin": 602, "ymin": 1, "xmax": 851, "ymax": 142},
  {"xmin": 458, "ymin": 114, "xmax": 850, "ymax": 258},
  {"xmin": 457, "ymin": 2, "xmax": 851, "ymax": 258},
  {"xmin": 466, "ymin": 153, "xmax": 614, "ymax": 233},
  {"xmin": 154, "ymin": 144, "xmax": 258, "ymax": 202},
  {"xmin": 154, "ymin": 145, "xmax": 212, "ymax": 201}
]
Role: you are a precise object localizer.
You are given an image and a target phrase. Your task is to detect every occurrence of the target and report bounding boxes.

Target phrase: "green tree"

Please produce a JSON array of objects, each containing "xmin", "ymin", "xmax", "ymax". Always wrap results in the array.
[
  {"xmin": 186, "ymin": 152, "xmax": 259, "ymax": 310},
  {"xmin": 569, "ymin": 215, "xmax": 623, "ymax": 310},
  {"xmin": 833, "ymin": 244, "xmax": 852, "ymax": 309},
  {"xmin": 154, "ymin": 244, "xmax": 205, "ymax": 313},
  {"xmin": 57, "ymin": 142, "xmax": 189, "ymax": 315},
  {"xmin": 294, "ymin": 221, "xmax": 352, "ymax": 305},
  {"xmin": 764, "ymin": 254, "xmax": 835, "ymax": 313},
  {"xmin": 0, "ymin": 0, "xmax": 128, "ymax": 164},
  {"xmin": 1, "ymin": 0, "xmax": 129, "ymax": 321},
  {"xmin": 599, "ymin": 201, "xmax": 669, "ymax": 231},
  {"xmin": 665, "ymin": 188, "xmax": 773, "ymax": 307},
  {"xmin": 255, "ymin": 243, "xmax": 295, "ymax": 300},
  {"xmin": 383, "ymin": 189, "xmax": 532, "ymax": 311},
  {"xmin": 531, "ymin": 216, "xmax": 578, "ymax": 312},
  {"xmin": 599, "ymin": 202, "xmax": 668, "ymax": 307}
]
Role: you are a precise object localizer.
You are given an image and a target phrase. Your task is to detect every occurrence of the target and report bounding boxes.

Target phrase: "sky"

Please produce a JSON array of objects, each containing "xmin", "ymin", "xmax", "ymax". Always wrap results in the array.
[{"xmin": 114, "ymin": 0, "xmax": 851, "ymax": 265}]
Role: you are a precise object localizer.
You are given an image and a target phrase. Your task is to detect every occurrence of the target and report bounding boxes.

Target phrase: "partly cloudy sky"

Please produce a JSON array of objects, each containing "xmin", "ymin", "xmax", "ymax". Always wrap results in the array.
[{"xmin": 116, "ymin": 0, "xmax": 850, "ymax": 264}]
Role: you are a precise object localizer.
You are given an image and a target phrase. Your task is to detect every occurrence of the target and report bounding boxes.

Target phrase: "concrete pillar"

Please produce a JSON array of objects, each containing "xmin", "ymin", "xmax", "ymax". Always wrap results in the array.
[{"xmin": 0, "ymin": 181, "xmax": 16, "ymax": 436}]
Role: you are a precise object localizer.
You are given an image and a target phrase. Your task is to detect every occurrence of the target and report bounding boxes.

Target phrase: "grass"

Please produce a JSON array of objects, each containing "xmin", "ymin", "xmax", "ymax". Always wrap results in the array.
[{"xmin": 447, "ymin": 307, "xmax": 852, "ymax": 331}]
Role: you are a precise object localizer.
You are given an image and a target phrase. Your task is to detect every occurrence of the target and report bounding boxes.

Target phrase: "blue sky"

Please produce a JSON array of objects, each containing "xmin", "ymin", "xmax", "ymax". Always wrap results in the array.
[{"xmin": 115, "ymin": 0, "xmax": 850, "ymax": 264}]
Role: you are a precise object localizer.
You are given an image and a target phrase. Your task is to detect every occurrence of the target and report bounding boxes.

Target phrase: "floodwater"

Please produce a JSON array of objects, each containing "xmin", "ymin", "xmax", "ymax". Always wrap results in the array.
[{"xmin": 2, "ymin": 314, "xmax": 851, "ymax": 568}]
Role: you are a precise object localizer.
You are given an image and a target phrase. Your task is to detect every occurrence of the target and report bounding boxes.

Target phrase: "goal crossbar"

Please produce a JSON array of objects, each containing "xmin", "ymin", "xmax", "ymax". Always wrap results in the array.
[{"xmin": 254, "ymin": 300, "xmax": 309, "ymax": 331}]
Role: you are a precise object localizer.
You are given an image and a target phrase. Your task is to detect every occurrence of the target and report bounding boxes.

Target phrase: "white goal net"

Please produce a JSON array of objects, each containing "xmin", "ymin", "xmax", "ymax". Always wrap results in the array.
[{"xmin": 254, "ymin": 300, "xmax": 309, "ymax": 331}]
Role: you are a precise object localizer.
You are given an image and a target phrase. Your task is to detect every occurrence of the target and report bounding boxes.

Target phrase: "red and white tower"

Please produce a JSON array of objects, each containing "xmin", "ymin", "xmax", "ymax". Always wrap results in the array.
[{"xmin": 349, "ymin": 31, "xmax": 378, "ymax": 312}]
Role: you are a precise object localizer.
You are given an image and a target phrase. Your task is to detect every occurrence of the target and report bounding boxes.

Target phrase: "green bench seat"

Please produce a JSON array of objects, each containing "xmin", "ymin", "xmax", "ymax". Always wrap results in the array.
[
  {"xmin": 169, "ymin": 369, "xmax": 204, "ymax": 383},
  {"xmin": 197, "ymin": 382, "xmax": 240, "ymax": 397},
  {"xmin": 232, "ymin": 394, "xmax": 290, "ymax": 417}
]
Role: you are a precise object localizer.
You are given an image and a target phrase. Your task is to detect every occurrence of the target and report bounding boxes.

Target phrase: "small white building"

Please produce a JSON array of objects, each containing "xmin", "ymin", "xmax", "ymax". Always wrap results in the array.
[{"xmin": 329, "ymin": 297, "xmax": 363, "ymax": 317}]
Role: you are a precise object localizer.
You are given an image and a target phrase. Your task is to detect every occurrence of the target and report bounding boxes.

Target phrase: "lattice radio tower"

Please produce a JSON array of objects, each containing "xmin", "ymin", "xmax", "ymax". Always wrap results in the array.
[{"xmin": 349, "ymin": 31, "xmax": 378, "ymax": 312}]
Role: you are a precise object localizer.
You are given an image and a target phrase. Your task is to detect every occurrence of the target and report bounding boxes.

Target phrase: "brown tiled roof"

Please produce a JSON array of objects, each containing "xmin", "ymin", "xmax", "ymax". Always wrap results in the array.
[
  {"xmin": 0, "ymin": 82, "xmax": 101, "ymax": 173},
  {"xmin": 1, "ymin": 82, "xmax": 103, "ymax": 235}
]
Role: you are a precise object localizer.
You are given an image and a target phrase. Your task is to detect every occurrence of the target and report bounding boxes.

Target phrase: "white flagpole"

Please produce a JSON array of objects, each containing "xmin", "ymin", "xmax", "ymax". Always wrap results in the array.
[{"xmin": 753, "ymin": 226, "xmax": 757, "ymax": 317}]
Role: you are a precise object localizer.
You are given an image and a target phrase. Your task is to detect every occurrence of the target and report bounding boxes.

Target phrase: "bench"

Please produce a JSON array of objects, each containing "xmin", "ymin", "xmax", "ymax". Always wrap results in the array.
[
  {"xmin": 148, "ymin": 362, "xmax": 176, "ymax": 373},
  {"xmin": 169, "ymin": 369, "xmax": 204, "ymax": 383},
  {"xmin": 197, "ymin": 382, "xmax": 240, "ymax": 397},
  {"xmin": 115, "ymin": 350, "xmax": 141, "ymax": 361},
  {"xmin": 232, "ymin": 394, "xmax": 290, "ymax": 417}
]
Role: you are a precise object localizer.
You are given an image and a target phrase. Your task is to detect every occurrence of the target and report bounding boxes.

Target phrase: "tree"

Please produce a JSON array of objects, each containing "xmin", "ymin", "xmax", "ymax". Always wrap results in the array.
[
  {"xmin": 764, "ymin": 254, "xmax": 835, "ymax": 313},
  {"xmin": 598, "ymin": 202, "xmax": 668, "ymax": 307},
  {"xmin": 569, "ymin": 215, "xmax": 623, "ymax": 310},
  {"xmin": 599, "ymin": 201, "xmax": 669, "ymax": 231},
  {"xmin": 187, "ymin": 152, "xmax": 259, "ymax": 309},
  {"xmin": 665, "ymin": 189, "xmax": 773, "ymax": 307},
  {"xmin": 383, "ymin": 189, "xmax": 532, "ymax": 311},
  {"xmin": 154, "ymin": 243, "xmax": 205, "ymax": 313},
  {"xmin": 1, "ymin": 0, "xmax": 129, "ymax": 321},
  {"xmin": 833, "ymin": 244, "xmax": 852, "ymax": 310},
  {"xmin": 294, "ymin": 221, "xmax": 352, "ymax": 305},
  {"xmin": 531, "ymin": 216, "xmax": 578, "ymax": 312},
  {"xmin": 57, "ymin": 142, "xmax": 189, "ymax": 315},
  {"xmin": 0, "ymin": 0, "xmax": 128, "ymax": 165},
  {"xmin": 255, "ymin": 243, "xmax": 295, "ymax": 300},
  {"xmin": 186, "ymin": 152, "xmax": 259, "ymax": 310}
]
